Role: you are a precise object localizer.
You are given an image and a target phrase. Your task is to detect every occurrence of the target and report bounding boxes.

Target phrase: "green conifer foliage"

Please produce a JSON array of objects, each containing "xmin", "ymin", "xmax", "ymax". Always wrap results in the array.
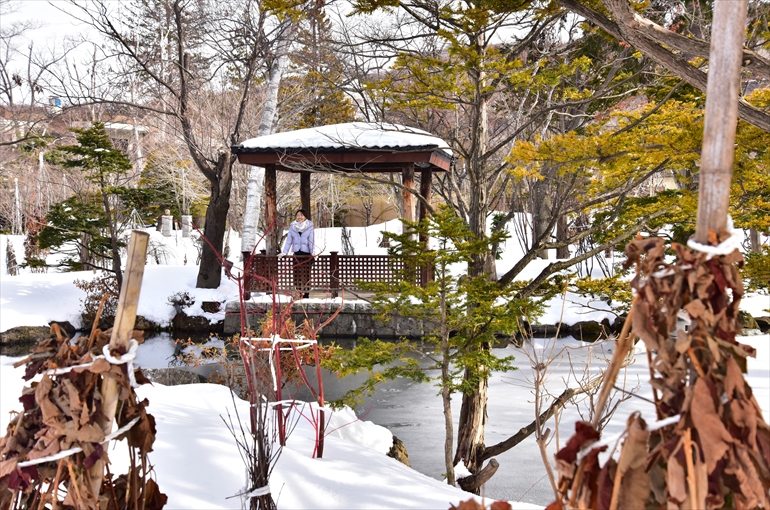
[
  {"xmin": 42, "ymin": 123, "xmax": 133, "ymax": 286},
  {"xmin": 328, "ymin": 205, "xmax": 546, "ymax": 486}
]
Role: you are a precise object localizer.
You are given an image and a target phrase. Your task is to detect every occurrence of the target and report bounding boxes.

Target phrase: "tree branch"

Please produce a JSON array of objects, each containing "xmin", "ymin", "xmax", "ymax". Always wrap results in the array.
[{"xmin": 480, "ymin": 375, "xmax": 603, "ymax": 462}]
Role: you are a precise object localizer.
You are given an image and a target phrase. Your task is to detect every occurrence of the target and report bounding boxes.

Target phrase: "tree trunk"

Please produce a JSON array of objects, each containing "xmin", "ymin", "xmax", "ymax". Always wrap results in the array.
[
  {"xmin": 240, "ymin": 35, "xmax": 292, "ymax": 255},
  {"xmin": 101, "ymin": 190, "xmax": 123, "ymax": 289},
  {"xmin": 750, "ymin": 228, "xmax": 761, "ymax": 253},
  {"xmin": 440, "ymin": 260, "xmax": 455, "ymax": 486},
  {"xmin": 556, "ymin": 213, "xmax": 570, "ymax": 259},
  {"xmin": 80, "ymin": 233, "xmax": 91, "ymax": 269},
  {"xmin": 454, "ymin": 357, "xmax": 488, "ymax": 493},
  {"xmin": 196, "ymin": 151, "xmax": 232, "ymax": 288},
  {"xmin": 532, "ymin": 178, "xmax": 553, "ymax": 260},
  {"xmin": 454, "ymin": 35, "xmax": 495, "ymax": 493}
]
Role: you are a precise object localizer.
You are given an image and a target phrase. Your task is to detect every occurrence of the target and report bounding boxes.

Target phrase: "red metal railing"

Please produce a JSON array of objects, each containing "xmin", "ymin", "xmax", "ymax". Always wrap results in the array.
[{"xmin": 243, "ymin": 251, "xmax": 432, "ymax": 297}]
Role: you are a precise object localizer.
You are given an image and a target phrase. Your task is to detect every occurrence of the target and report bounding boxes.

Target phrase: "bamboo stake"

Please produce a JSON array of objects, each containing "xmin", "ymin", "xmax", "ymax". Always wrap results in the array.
[
  {"xmin": 88, "ymin": 231, "xmax": 150, "ymax": 497},
  {"xmin": 592, "ymin": 296, "xmax": 637, "ymax": 428},
  {"xmin": 608, "ymin": 457, "xmax": 624, "ymax": 510},
  {"xmin": 693, "ymin": 0, "xmax": 748, "ymax": 243}
]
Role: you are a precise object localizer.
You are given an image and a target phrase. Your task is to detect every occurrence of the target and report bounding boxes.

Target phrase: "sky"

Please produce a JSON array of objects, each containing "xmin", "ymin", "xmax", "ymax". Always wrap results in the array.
[{"xmin": 1, "ymin": 222, "xmax": 769, "ymax": 508}]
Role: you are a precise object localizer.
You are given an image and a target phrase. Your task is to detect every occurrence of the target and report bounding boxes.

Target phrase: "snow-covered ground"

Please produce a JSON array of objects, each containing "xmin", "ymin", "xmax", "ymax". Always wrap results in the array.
[{"xmin": 0, "ymin": 223, "xmax": 768, "ymax": 508}]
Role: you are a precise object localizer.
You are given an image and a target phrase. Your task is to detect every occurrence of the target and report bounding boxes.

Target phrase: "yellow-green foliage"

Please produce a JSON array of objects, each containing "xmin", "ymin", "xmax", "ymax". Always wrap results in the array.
[
  {"xmin": 731, "ymin": 89, "xmax": 770, "ymax": 232},
  {"xmin": 570, "ymin": 273, "xmax": 634, "ymax": 315},
  {"xmin": 743, "ymin": 247, "xmax": 770, "ymax": 294},
  {"xmin": 327, "ymin": 206, "xmax": 543, "ymax": 405},
  {"xmin": 508, "ymin": 94, "xmax": 770, "ymax": 242}
]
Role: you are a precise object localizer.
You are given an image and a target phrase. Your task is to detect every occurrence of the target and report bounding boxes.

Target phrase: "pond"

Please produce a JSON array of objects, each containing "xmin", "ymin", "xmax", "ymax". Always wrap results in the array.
[{"xmin": 133, "ymin": 333, "xmax": 656, "ymax": 507}]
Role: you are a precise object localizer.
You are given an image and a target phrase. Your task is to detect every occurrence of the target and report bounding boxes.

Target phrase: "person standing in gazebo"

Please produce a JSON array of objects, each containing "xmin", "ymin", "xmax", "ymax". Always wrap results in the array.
[{"xmin": 282, "ymin": 209, "xmax": 315, "ymax": 298}]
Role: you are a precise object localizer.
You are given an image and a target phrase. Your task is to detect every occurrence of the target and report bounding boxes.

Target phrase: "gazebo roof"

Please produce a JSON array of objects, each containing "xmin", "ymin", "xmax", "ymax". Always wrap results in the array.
[{"xmin": 232, "ymin": 122, "xmax": 452, "ymax": 172}]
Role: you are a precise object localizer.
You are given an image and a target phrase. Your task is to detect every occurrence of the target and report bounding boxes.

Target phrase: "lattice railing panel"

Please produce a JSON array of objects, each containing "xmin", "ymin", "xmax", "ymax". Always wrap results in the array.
[{"xmin": 246, "ymin": 254, "xmax": 423, "ymax": 294}]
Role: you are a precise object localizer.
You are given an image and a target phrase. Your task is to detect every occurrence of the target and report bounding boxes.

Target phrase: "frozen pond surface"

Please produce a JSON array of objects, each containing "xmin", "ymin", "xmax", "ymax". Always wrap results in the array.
[{"xmin": 134, "ymin": 333, "xmax": 769, "ymax": 507}]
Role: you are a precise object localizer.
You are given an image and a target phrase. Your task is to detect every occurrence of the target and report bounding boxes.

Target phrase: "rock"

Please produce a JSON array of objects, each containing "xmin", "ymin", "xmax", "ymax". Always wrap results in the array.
[
  {"xmin": 387, "ymin": 435, "xmax": 411, "ymax": 467},
  {"xmin": 172, "ymin": 312, "xmax": 213, "ymax": 332},
  {"xmin": 0, "ymin": 326, "xmax": 51, "ymax": 356},
  {"xmin": 201, "ymin": 301, "xmax": 221, "ymax": 313},
  {"xmin": 134, "ymin": 315, "xmax": 160, "ymax": 331},
  {"xmin": 611, "ymin": 316, "xmax": 628, "ymax": 335},
  {"xmin": 140, "ymin": 367, "xmax": 206, "ymax": 386},
  {"xmin": 49, "ymin": 321, "xmax": 76, "ymax": 338},
  {"xmin": 569, "ymin": 321, "xmax": 606, "ymax": 342},
  {"xmin": 210, "ymin": 320, "xmax": 225, "ymax": 334},
  {"xmin": 527, "ymin": 324, "xmax": 561, "ymax": 337},
  {"xmin": 755, "ymin": 316, "xmax": 770, "ymax": 332},
  {"xmin": 738, "ymin": 310, "xmax": 759, "ymax": 330},
  {"xmin": 82, "ymin": 313, "xmax": 116, "ymax": 331}
]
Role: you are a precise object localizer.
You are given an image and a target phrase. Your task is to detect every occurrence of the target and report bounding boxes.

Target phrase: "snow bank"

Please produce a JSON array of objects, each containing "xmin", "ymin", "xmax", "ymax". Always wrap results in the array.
[{"xmin": 0, "ymin": 357, "xmax": 542, "ymax": 509}]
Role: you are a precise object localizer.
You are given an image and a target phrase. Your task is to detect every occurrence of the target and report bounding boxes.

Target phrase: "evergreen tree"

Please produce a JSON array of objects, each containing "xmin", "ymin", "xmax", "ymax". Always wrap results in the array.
[
  {"xmin": 285, "ymin": 4, "xmax": 356, "ymax": 130},
  {"xmin": 38, "ymin": 194, "xmax": 115, "ymax": 273},
  {"xmin": 328, "ymin": 206, "xmax": 546, "ymax": 488},
  {"xmin": 50, "ymin": 122, "xmax": 133, "ymax": 287},
  {"xmin": 346, "ymin": 0, "xmax": 650, "ymax": 485}
]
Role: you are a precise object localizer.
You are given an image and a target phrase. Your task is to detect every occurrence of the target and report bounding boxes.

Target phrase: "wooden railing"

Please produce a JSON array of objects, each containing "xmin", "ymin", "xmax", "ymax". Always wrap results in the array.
[{"xmin": 243, "ymin": 251, "xmax": 432, "ymax": 297}]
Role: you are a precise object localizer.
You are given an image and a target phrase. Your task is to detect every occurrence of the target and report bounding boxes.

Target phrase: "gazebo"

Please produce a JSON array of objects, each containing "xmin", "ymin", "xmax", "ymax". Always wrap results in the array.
[{"xmin": 232, "ymin": 122, "xmax": 452, "ymax": 296}]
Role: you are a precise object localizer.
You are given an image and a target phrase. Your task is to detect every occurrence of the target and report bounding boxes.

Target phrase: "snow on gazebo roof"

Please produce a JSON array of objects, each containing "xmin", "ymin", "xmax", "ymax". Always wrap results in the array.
[{"xmin": 234, "ymin": 122, "xmax": 452, "ymax": 157}]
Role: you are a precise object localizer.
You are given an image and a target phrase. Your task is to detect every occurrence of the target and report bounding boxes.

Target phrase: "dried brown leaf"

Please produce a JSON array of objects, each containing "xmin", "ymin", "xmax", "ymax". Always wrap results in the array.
[
  {"xmin": 62, "ymin": 378, "xmax": 83, "ymax": 417},
  {"xmin": 120, "ymin": 399, "xmax": 157, "ymax": 453},
  {"xmin": 617, "ymin": 413, "xmax": 649, "ymax": 474},
  {"xmin": 684, "ymin": 299, "xmax": 707, "ymax": 319},
  {"xmin": 26, "ymin": 436, "xmax": 59, "ymax": 461},
  {"xmin": 88, "ymin": 358, "xmax": 112, "ymax": 374},
  {"xmin": 0, "ymin": 459, "xmax": 18, "ymax": 478},
  {"xmin": 595, "ymin": 458, "xmax": 616, "ymax": 510},
  {"xmin": 617, "ymin": 464, "xmax": 650, "ymax": 509},
  {"xmin": 632, "ymin": 300, "xmax": 661, "ymax": 351},
  {"xmin": 449, "ymin": 498, "xmax": 483, "ymax": 510},
  {"xmin": 735, "ymin": 444, "xmax": 770, "ymax": 508},
  {"xmin": 555, "ymin": 421, "xmax": 600, "ymax": 466},
  {"xmin": 613, "ymin": 413, "xmax": 651, "ymax": 509},
  {"xmin": 34, "ymin": 374, "xmax": 63, "ymax": 426},
  {"xmin": 648, "ymin": 463, "xmax": 667, "ymax": 505},
  {"xmin": 544, "ymin": 500, "xmax": 565, "ymax": 510},
  {"xmin": 76, "ymin": 423, "xmax": 105, "ymax": 443},
  {"xmin": 83, "ymin": 442, "xmax": 104, "ymax": 470},
  {"xmin": 667, "ymin": 451, "xmax": 687, "ymax": 504},
  {"xmin": 143, "ymin": 477, "xmax": 168, "ymax": 510},
  {"xmin": 579, "ymin": 445, "xmax": 606, "ymax": 510},
  {"xmin": 134, "ymin": 367, "xmax": 153, "ymax": 386},
  {"xmin": 691, "ymin": 378, "xmax": 733, "ymax": 472}
]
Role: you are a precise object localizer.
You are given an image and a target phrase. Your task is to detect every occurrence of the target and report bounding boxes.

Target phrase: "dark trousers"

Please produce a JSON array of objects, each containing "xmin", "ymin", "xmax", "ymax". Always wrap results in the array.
[{"xmin": 293, "ymin": 251, "xmax": 313, "ymax": 297}]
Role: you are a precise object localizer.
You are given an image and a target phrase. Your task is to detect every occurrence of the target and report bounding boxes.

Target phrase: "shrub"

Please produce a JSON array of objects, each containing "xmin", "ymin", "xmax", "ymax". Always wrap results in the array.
[{"xmin": 74, "ymin": 273, "xmax": 119, "ymax": 329}]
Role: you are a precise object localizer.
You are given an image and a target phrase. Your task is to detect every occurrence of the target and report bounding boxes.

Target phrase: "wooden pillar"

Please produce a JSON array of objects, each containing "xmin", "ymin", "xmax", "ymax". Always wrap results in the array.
[
  {"xmin": 300, "ymin": 170, "xmax": 311, "ymax": 220},
  {"xmin": 419, "ymin": 169, "xmax": 432, "ymax": 245},
  {"xmin": 419, "ymin": 169, "xmax": 433, "ymax": 286},
  {"xmin": 694, "ymin": 0, "xmax": 747, "ymax": 243},
  {"xmin": 265, "ymin": 165, "xmax": 278, "ymax": 255},
  {"xmin": 401, "ymin": 163, "xmax": 415, "ymax": 223},
  {"xmin": 330, "ymin": 251, "xmax": 339, "ymax": 298}
]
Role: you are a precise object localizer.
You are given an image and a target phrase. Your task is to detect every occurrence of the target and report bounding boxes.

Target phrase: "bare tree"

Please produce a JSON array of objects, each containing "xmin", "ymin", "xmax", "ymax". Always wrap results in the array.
[{"xmin": 47, "ymin": 0, "xmax": 297, "ymax": 288}]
